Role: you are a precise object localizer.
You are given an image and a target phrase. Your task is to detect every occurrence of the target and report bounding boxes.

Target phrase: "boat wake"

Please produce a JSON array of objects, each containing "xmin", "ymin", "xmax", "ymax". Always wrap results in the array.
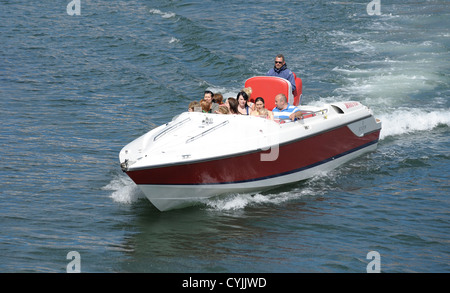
[
  {"xmin": 102, "ymin": 174, "xmax": 293, "ymax": 210},
  {"xmin": 202, "ymin": 193, "xmax": 292, "ymax": 211},
  {"xmin": 378, "ymin": 109, "xmax": 450, "ymax": 140},
  {"xmin": 203, "ymin": 172, "xmax": 334, "ymax": 211},
  {"xmin": 102, "ymin": 174, "xmax": 144, "ymax": 204},
  {"xmin": 103, "ymin": 173, "xmax": 329, "ymax": 211}
]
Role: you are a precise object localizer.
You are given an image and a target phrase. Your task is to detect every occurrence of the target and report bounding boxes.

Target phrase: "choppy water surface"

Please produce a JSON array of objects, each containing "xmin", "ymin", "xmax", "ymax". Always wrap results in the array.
[{"xmin": 1, "ymin": 0, "xmax": 449, "ymax": 273}]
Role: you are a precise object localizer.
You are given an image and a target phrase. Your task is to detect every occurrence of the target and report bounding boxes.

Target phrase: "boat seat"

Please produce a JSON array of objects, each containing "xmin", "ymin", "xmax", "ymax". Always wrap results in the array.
[
  {"xmin": 292, "ymin": 73, "xmax": 302, "ymax": 106},
  {"xmin": 244, "ymin": 76, "xmax": 293, "ymax": 111},
  {"xmin": 244, "ymin": 75, "xmax": 302, "ymax": 111}
]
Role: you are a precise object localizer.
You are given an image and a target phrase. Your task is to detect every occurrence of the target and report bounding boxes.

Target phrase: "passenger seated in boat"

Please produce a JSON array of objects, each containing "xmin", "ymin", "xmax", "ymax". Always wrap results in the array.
[
  {"xmin": 241, "ymin": 87, "xmax": 254, "ymax": 110},
  {"xmin": 236, "ymin": 91, "xmax": 253, "ymax": 115},
  {"xmin": 272, "ymin": 93, "xmax": 302, "ymax": 121},
  {"xmin": 250, "ymin": 97, "xmax": 274, "ymax": 120},
  {"xmin": 215, "ymin": 105, "xmax": 230, "ymax": 114},
  {"xmin": 226, "ymin": 97, "xmax": 239, "ymax": 114},
  {"xmin": 200, "ymin": 99, "xmax": 212, "ymax": 113},
  {"xmin": 204, "ymin": 90, "xmax": 219, "ymax": 112},
  {"xmin": 213, "ymin": 93, "xmax": 225, "ymax": 106},
  {"xmin": 188, "ymin": 101, "xmax": 201, "ymax": 112}
]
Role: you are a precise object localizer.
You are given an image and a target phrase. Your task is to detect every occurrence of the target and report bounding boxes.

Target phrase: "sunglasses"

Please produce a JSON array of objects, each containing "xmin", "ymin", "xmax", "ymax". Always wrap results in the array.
[{"xmin": 275, "ymin": 61, "xmax": 283, "ymax": 64}]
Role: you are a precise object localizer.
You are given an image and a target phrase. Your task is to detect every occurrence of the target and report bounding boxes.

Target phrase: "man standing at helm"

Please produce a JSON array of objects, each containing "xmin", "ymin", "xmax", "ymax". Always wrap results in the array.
[{"xmin": 266, "ymin": 54, "xmax": 296, "ymax": 92}]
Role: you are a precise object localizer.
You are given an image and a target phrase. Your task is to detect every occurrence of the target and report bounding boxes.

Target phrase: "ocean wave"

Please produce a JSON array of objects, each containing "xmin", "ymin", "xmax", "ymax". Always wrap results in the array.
[{"xmin": 149, "ymin": 8, "xmax": 176, "ymax": 19}]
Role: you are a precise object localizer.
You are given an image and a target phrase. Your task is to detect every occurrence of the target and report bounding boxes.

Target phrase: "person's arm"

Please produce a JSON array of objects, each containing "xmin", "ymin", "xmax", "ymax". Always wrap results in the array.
[{"xmin": 289, "ymin": 109, "xmax": 302, "ymax": 121}]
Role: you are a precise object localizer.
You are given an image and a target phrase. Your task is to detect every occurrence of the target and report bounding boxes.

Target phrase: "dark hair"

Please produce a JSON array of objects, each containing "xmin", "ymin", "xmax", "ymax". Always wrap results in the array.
[
  {"xmin": 236, "ymin": 91, "xmax": 249, "ymax": 101},
  {"xmin": 276, "ymin": 54, "xmax": 285, "ymax": 62},
  {"xmin": 204, "ymin": 90, "xmax": 214, "ymax": 100},
  {"xmin": 255, "ymin": 97, "xmax": 265, "ymax": 104}
]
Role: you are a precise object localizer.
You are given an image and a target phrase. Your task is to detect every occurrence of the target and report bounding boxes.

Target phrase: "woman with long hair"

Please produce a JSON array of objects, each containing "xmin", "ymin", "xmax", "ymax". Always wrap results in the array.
[
  {"xmin": 236, "ymin": 91, "xmax": 253, "ymax": 115},
  {"xmin": 226, "ymin": 97, "xmax": 240, "ymax": 114}
]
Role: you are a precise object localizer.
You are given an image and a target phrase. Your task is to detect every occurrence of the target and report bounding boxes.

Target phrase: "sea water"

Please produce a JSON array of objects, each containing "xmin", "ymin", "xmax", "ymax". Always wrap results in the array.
[{"xmin": 1, "ymin": 0, "xmax": 449, "ymax": 273}]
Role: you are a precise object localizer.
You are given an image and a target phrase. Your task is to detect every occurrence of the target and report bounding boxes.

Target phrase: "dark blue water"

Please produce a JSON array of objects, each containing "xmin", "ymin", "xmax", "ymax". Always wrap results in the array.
[{"xmin": 1, "ymin": 0, "xmax": 449, "ymax": 273}]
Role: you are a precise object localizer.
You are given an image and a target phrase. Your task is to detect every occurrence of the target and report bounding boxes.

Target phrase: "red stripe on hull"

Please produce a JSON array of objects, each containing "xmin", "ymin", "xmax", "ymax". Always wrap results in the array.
[{"xmin": 126, "ymin": 126, "xmax": 380, "ymax": 185}]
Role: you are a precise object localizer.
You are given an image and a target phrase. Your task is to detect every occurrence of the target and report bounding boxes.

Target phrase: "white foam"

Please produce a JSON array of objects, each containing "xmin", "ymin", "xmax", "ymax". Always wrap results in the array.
[
  {"xmin": 203, "ymin": 188, "xmax": 318, "ymax": 211},
  {"xmin": 338, "ymin": 73, "xmax": 437, "ymax": 103},
  {"xmin": 344, "ymin": 39, "xmax": 376, "ymax": 53},
  {"xmin": 307, "ymin": 99, "xmax": 449, "ymax": 140},
  {"xmin": 378, "ymin": 109, "xmax": 450, "ymax": 139},
  {"xmin": 204, "ymin": 194, "xmax": 253, "ymax": 210},
  {"xmin": 330, "ymin": 19, "xmax": 448, "ymax": 103},
  {"xmin": 102, "ymin": 174, "xmax": 143, "ymax": 204},
  {"xmin": 149, "ymin": 8, "xmax": 176, "ymax": 19}
]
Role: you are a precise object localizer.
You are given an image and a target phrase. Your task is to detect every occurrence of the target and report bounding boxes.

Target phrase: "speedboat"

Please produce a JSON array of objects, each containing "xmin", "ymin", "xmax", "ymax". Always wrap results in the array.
[{"xmin": 119, "ymin": 75, "xmax": 382, "ymax": 211}]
